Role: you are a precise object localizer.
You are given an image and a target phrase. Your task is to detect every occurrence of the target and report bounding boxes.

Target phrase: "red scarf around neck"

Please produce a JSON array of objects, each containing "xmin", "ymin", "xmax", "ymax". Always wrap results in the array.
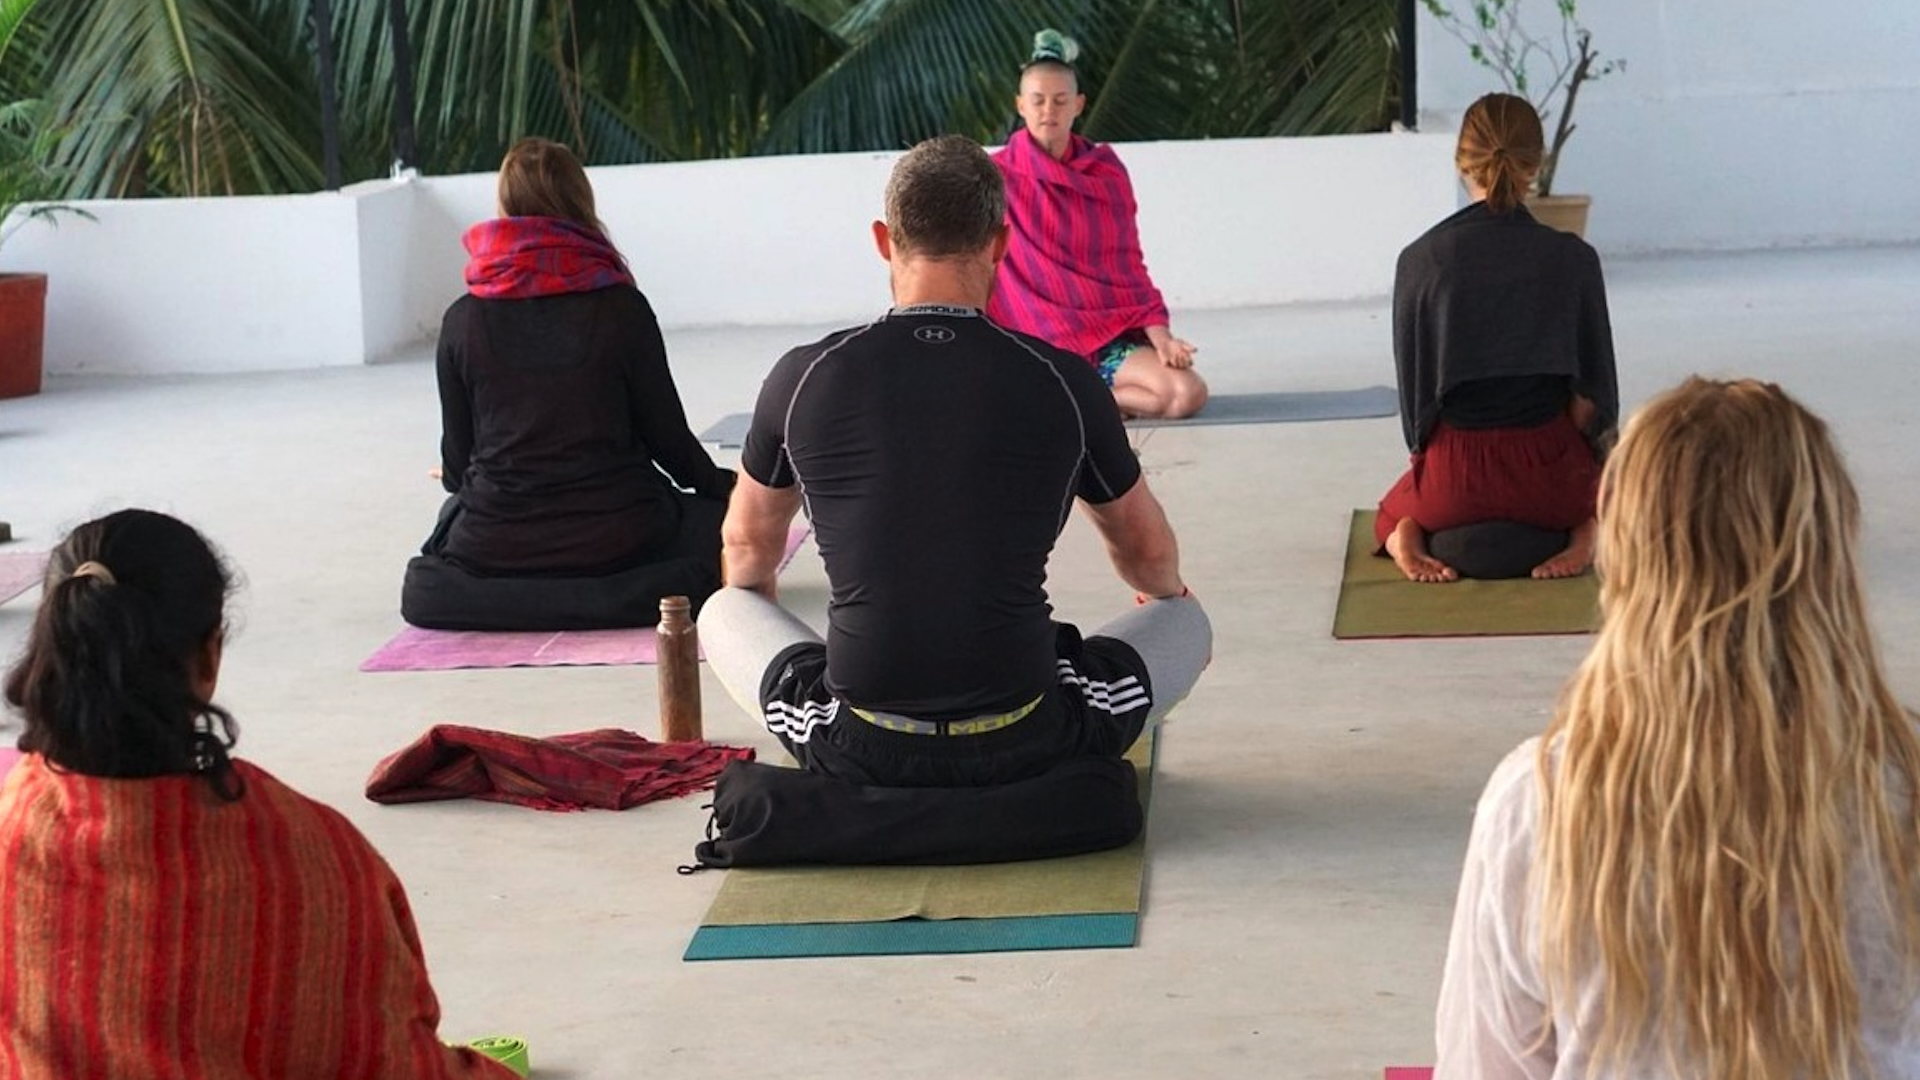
[{"xmin": 463, "ymin": 216, "xmax": 636, "ymax": 300}]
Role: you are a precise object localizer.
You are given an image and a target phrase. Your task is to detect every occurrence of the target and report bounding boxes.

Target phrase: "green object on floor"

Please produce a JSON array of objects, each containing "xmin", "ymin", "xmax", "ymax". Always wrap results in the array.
[
  {"xmin": 684, "ymin": 734, "xmax": 1155, "ymax": 961},
  {"xmin": 1332, "ymin": 510, "xmax": 1600, "ymax": 639},
  {"xmin": 468, "ymin": 1036, "xmax": 529, "ymax": 1077}
]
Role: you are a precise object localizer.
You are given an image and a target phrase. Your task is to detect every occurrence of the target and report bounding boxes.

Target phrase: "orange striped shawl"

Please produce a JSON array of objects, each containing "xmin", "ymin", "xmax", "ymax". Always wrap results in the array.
[{"xmin": 0, "ymin": 755, "xmax": 513, "ymax": 1080}]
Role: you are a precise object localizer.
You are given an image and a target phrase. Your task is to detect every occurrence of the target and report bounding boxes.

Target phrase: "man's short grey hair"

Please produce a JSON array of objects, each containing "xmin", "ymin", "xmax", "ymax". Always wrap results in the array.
[{"xmin": 883, "ymin": 135, "xmax": 1006, "ymax": 258}]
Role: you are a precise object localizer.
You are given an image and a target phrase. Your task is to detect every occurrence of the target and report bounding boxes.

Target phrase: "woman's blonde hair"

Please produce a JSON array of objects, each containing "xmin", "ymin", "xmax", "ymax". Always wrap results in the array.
[
  {"xmin": 497, "ymin": 136, "xmax": 605, "ymax": 235},
  {"xmin": 1539, "ymin": 377, "xmax": 1920, "ymax": 1079},
  {"xmin": 1456, "ymin": 92, "xmax": 1543, "ymax": 214}
]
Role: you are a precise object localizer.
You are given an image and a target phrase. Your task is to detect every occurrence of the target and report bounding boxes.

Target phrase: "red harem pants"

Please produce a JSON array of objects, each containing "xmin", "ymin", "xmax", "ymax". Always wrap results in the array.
[{"xmin": 1374, "ymin": 414, "xmax": 1600, "ymax": 549}]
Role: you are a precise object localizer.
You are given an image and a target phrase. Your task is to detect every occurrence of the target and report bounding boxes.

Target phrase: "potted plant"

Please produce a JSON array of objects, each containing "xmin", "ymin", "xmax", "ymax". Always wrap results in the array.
[
  {"xmin": 1419, "ymin": 0, "xmax": 1623, "ymax": 236},
  {"xmin": 0, "ymin": 98, "xmax": 87, "ymax": 399}
]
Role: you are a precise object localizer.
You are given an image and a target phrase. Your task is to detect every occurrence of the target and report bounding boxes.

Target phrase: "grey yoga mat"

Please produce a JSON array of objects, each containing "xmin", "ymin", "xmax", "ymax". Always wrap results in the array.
[
  {"xmin": 697, "ymin": 386, "xmax": 1398, "ymax": 447},
  {"xmin": 1125, "ymin": 387, "xmax": 1398, "ymax": 428},
  {"xmin": 697, "ymin": 413, "xmax": 753, "ymax": 448}
]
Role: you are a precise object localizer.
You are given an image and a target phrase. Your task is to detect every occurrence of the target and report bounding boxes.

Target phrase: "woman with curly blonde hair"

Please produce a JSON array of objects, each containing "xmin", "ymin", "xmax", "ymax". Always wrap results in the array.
[{"xmin": 1436, "ymin": 377, "xmax": 1920, "ymax": 1079}]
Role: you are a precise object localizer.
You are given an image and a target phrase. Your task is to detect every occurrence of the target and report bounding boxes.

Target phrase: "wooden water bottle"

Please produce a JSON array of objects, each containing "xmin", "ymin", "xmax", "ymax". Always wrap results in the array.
[{"xmin": 656, "ymin": 595, "xmax": 703, "ymax": 743}]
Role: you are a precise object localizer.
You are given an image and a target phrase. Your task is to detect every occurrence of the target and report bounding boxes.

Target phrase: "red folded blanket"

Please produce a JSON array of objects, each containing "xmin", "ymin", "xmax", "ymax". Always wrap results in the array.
[{"xmin": 366, "ymin": 725, "xmax": 753, "ymax": 812}]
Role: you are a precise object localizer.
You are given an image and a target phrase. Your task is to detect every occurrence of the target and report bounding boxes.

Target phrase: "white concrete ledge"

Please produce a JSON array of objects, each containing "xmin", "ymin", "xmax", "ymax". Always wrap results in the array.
[{"xmin": 3, "ymin": 132, "xmax": 1457, "ymax": 376}]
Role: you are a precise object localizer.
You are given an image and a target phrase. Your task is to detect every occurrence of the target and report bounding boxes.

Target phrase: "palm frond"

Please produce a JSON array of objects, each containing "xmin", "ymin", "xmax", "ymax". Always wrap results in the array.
[
  {"xmin": 0, "ymin": 0, "xmax": 50, "ymax": 102},
  {"xmin": 0, "ymin": 0, "xmax": 39, "ymax": 69},
  {"xmin": 1211, "ymin": 0, "xmax": 1399, "ymax": 137},
  {"xmin": 37, "ymin": 0, "xmax": 321, "ymax": 196},
  {"xmin": 756, "ymin": 0, "xmax": 1076, "ymax": 155},
  {"xmin": 11, "ymin": 0, "xmax": 1402, "ymax": 196},
  {"xmin": 1076, "ymin": 0, "xmax": 1236, "ymax": 143}
]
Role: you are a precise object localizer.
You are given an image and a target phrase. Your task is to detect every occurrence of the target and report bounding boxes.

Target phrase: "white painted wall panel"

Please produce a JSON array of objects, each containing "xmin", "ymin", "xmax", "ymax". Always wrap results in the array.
[
  {"xmin": 1416, "ymin": 0, "xmax": 1920, "ymax": 253},
  {"xmin": 1, "ymin": 132, "xmax": 1458, "ymax": 375}
]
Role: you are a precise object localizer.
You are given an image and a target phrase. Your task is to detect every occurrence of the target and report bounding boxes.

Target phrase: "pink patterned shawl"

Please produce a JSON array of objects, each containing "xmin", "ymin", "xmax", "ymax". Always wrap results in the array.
[{"xmin": 988, "ymin": 131, "xmax": 1169, "ymax": 358}]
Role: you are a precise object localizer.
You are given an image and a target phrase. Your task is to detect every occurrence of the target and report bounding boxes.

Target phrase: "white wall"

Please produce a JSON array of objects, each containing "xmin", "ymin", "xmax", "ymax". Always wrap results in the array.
[
  {"xmin": 1416, "ymin": 0, "xmax": 1920, "ymax": 254},
  {"xmin": 350, "ymin": 177, "xmax": 430, "ymax": 363},
  {"xmin": 407, "ymin": 133, "xmax": 1459, "ymax": 336},
  {"xmin": 0, "ymin": 132, "xmax": 1458, "ymax": 376},
  {"xmin": 0, "ymin": 192, "xmax": 369, "ymax": 375}
]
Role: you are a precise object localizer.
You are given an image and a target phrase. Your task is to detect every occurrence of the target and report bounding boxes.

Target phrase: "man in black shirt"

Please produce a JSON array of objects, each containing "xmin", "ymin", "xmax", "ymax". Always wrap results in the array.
[{"xmin": 699, "ymin": 135, "xmax": 1210, "ymax": 787}]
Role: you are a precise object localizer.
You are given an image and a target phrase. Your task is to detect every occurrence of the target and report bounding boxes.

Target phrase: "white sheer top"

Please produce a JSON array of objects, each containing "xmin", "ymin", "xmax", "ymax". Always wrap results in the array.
[{"xmin": 1436, "ymin": 737, "xmax": 1920, "ymax": 1079}]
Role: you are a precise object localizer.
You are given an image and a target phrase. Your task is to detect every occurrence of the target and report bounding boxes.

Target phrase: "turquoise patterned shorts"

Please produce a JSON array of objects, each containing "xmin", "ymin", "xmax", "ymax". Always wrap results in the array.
[{"xmin": 1092, "ymin": 332, "xmax": 1148, "ymax": 387}]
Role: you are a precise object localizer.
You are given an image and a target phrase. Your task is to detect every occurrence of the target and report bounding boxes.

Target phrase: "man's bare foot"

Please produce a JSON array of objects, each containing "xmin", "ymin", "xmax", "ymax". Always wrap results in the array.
[
  {"xmin": 1532, "ymin": 518, "xmax": 1596, "ymax": 579},
  {"xmin": 1386, "ymin": 517, "xmax": 1457, "ymax": 583}
]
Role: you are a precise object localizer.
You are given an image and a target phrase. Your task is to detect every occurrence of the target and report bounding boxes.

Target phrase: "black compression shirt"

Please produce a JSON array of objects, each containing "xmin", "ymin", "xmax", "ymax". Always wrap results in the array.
[{"xmin": 741, "ymin": 304, "xmax": 1142, "ymax": 719}]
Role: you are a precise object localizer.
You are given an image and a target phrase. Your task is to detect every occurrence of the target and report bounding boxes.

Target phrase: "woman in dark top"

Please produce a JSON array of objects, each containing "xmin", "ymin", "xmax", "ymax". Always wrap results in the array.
[
  {"xmin": 1376, "ymin": 93, "xmax": 1618, "ymax": 583},
  {"xmin": 404, "ymin": 138, "xmax": 732, "ymax": 630}
]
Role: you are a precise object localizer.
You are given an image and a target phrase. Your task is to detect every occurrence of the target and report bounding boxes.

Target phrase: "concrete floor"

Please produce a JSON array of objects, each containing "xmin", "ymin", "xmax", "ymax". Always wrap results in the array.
[{"xmin": 2, "ymin": 245, "xmax": 1917, "ymax": 1079}]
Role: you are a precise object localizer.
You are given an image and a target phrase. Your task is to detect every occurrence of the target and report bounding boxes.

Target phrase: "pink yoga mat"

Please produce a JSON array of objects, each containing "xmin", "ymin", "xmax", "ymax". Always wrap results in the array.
[
  {"xmin": 1385, "ymin": 1068, "xmax": 1434, "ymax": 1080},
  {"xmin": 0, "ymin": 551, "xmax": 50, "ymax": 605},
  {"xmin": 361, "ymin": 526, "xmax": 810, "ymax": 673},
  {"xmin": 360, "ymin": 627, "xmax": 674, "ymax": 672}
]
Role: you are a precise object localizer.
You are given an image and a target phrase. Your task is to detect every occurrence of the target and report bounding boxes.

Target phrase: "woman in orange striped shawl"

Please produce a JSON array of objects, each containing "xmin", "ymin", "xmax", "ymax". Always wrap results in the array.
[{"xmin": 0, "ymin": 510, "xmax": 511, "ymax": 1080}]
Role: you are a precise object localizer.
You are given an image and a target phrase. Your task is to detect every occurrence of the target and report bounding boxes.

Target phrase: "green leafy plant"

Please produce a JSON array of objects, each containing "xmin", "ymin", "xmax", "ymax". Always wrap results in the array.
[
  {"xmin": 1419, "ymin": 0, "xmax": 1622, "ymax": 196},
  {"xmin": 10, "ymin": 0, "xmax": 1402, "ymax": 196},
  {"xmin": 0, "ymin": 98, "xmax": 90, "ymax": 252}
]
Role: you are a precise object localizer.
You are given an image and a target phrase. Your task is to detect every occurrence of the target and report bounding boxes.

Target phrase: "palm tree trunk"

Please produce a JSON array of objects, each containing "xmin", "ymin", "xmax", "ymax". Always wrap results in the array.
[
  {"xmin": 311, "ymin": 0, "xmax": 342, "ymax": 189},
  {"xmin": 386, "ymin": 0, "xmax": 417, "ymax": 171}
]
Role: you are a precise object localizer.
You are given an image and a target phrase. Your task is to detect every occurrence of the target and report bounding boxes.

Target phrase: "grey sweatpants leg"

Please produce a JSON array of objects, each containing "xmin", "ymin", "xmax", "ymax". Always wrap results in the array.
[
  {"xmin": 697, "ymin": 586, "xmax": 822, "ymax": 721},
  {"xmin": 1089, "ymin": 594, "xmax": 1212, "ymax": 723}
]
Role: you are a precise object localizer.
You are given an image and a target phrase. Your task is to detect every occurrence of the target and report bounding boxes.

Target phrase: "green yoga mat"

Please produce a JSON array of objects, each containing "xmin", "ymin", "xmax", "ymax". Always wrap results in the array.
[
  {"xmin": 684, "ymin": 734, "xmax": 1155, "ymax": 961},
  {"xmin": 1332, "ymin": 510, "xmax": 1600, "ymax": 639}
]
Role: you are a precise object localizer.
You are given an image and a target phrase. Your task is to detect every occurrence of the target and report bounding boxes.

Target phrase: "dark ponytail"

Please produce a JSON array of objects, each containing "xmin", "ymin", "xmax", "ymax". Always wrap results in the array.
[{"xmin": 4, "ymin": 510, "xmax": 242, "ymax": 800}]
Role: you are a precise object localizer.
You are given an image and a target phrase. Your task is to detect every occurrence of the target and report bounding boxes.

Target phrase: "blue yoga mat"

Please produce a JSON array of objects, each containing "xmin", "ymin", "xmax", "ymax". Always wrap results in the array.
[{"xmin": 684, "ymin": 913, "xmax": 1138, "ymax": 960}]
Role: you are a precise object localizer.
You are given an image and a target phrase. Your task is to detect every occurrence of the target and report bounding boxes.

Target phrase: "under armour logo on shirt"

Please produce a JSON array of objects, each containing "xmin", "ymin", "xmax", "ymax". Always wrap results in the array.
[{"xmin": 915, "ymin": 325, "xmax": 957, "ymax": 344}]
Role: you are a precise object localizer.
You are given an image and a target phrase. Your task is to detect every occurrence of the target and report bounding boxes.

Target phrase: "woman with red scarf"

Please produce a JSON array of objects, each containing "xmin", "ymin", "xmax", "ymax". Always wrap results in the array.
[
  {"xmin": 3, "ymin": 510, "xmax": 515, "ymax": 1078},
  {"xmin": 989, "ymin": 30, "xmax": 1209, "ymax": 420},
  {"xmin": 403, "ymin": 138, "xmax": 733, "ymax": 630}
]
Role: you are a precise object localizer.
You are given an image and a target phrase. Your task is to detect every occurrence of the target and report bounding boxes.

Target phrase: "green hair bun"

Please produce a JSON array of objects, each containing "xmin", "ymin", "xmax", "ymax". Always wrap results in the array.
[{"xmin": 1030, "ymin": 29, "xmax": 1080, "ymax": 66}]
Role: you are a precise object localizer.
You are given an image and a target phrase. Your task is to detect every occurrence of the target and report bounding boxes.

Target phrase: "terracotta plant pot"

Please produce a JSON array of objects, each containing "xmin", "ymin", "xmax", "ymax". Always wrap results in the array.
[
  {"xmin": 0, "ymin": 272, "xmax": 48, "ymax": 399},
  {"xmin": 1526, "ymin": 194, "xmax": 1592, "ymax": 239}
]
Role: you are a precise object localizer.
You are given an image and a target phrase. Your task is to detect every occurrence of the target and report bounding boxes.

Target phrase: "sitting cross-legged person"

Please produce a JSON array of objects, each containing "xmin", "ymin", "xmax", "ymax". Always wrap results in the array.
[
  {"xmin": 403, "ymin": 137, "xmax": 734, "ymax": 631},
  {"xmin": 1375, "ymin": 93, "xmax": 1619, "ymax": 583},
  {"xmin": 700, "ymin": 135, "xmax": 1212, "ymax": 797},
  {"xmin": 988, "ymin": 30, "xmax": 1209, "ymax": 420},
  {"xmin": 1, "ymin": 510, "xmax": 512, "ymax": 1079}
]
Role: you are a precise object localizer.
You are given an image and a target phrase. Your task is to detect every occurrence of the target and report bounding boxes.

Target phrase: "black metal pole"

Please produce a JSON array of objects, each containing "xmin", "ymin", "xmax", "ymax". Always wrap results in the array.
[
  {"xmin": 385, "ymin": 0, "xmax": 418, "ymax": 171},
  {"xmin": 1398, "ymin": 0, "xmax": 1418, "ymax": 130},
  {"xmin": 310, "ymin": 0, "xmax": 342, "ymax": 189}
]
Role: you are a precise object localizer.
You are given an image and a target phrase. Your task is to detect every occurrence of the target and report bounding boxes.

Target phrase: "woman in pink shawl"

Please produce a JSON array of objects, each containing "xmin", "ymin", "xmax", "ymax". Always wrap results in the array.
[{"xmin": 989, "ymin": 30, "xmax": 1209, "ymax": 419}]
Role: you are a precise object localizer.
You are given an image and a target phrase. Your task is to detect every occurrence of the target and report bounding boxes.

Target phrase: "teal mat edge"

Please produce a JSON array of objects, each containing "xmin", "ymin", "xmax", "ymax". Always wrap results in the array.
[{"xmin": 684, "ymin": 912, "xmax": 1140, "ymax": 961}]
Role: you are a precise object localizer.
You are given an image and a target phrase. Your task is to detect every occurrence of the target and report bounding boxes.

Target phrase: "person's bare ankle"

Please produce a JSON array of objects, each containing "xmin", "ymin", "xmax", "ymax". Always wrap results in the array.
[{"xmin": 1387, "ymin": 519, "xmax": 1457, "ymax": 583}]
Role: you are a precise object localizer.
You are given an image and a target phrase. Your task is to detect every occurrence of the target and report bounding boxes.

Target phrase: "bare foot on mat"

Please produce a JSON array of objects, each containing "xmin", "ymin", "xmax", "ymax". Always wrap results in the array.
[
  {"xmin": 1386, "ymin": 518, "xmax": 1457, "ymax": 583},
  {"xmin": 1532, "ymin": 519, "xmax": 1596, "ymax": 579}
]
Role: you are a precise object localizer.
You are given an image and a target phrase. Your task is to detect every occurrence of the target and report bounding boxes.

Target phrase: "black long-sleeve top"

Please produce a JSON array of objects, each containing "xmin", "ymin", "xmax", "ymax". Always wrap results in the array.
[
  {"xmin": 435, "ymin": 285, "xmax": 730, "ymax": 575},
  {"xmin": 1393, "ymin": 202, "xmax": 1619, "ymax": 452}
]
